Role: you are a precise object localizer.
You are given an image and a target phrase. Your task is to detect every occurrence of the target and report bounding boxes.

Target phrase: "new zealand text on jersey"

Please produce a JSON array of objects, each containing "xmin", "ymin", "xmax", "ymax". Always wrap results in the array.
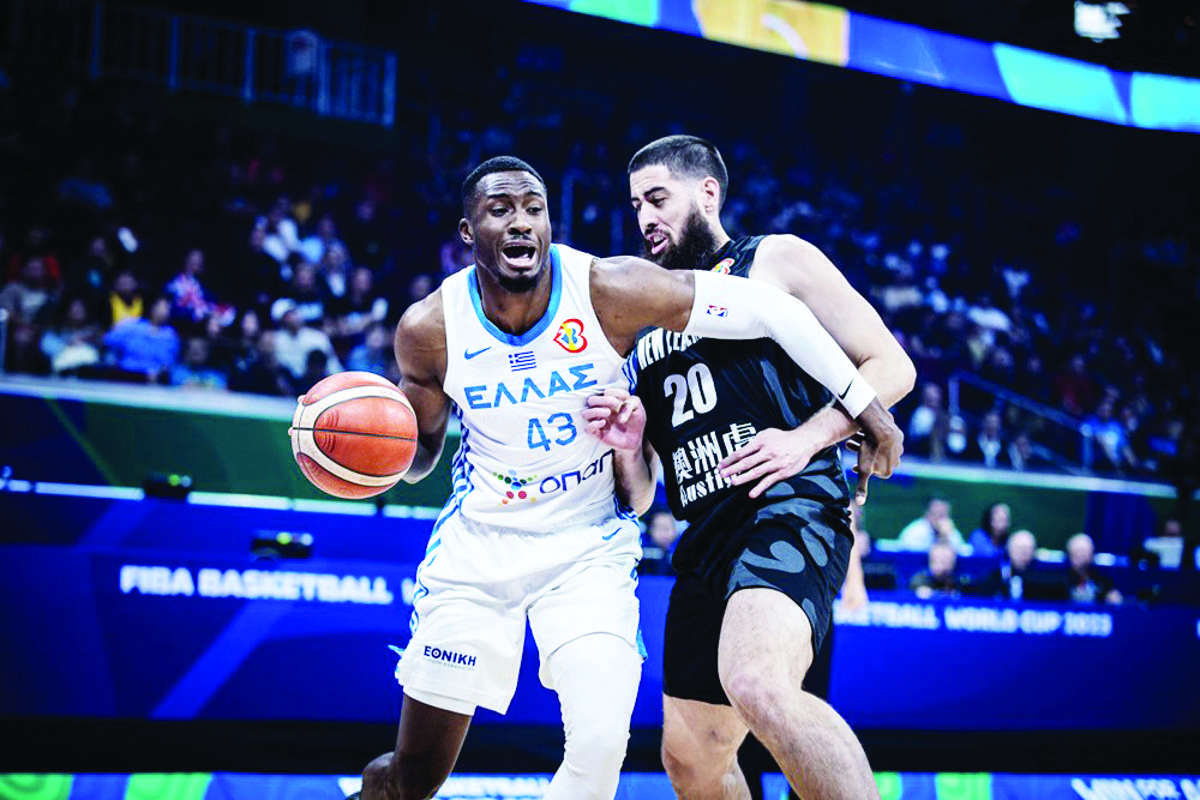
[
  {"xmin": 636, "ymin": 329, "xmax": 702, "ymax": 371},
  {"xmin": 463, "ymin": 362, "xmax": 598, "ymax": 410}
]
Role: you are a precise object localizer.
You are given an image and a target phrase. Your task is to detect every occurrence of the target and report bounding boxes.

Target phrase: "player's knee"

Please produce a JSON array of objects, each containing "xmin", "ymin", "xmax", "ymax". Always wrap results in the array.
[
  {"xmin": 720, "ymin": 661, "xmax": 790, "ymax": 728},
  {"xmin": 563, "ymin": 710, "xmax": 630, "ymax": 781},
  {"xmin": 660, "ymin": 720, "xmax": 740, "ymax": 789}
]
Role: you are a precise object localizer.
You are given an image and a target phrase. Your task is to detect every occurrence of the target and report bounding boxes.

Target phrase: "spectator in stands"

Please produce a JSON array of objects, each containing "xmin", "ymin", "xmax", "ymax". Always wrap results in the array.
[
  {"xmin": 229, "ymin": 329, "xmax": 292, "ymax": 396},
  {"xmin": 330, "ymin": 266, "xmax": 388, "ymax": 348},
  {"xmin": 405, "ymin": 272, "xmax": 437, "ymax": 312},
  {"xmin": 299, "ymin": 212, "xmax": 346, "ymax": 267},
  {"xmin": 108, "ymin": 270, "xmax": 144, "ymax": 329},
  {"xmin": 343, "ymin": 196, "xmax": 386, "ymax": 269},
  {"xmin": 345, "ymin": 321, "xmax": 396, "ymax": 380},
  {"xmin": 271, "ymin": 299, "xmax": 341, "ymax": 383},
  {"xmin": 40, "ymin": 296, "xmax": 102, "ymax": 377},
  {"xmin": 5, "ymin": 318, "xmax": 49, "ymax": 374},
  {"xmin": 438, "ymin": 235, "xmax": 472, "ymax": 278},
  {"xmin": 5, "ymin": 224, "xmax": 62, "ymax": 286},
  {"xmin": 968, "ymin": 502, "xmax": 1012, "ymax": 560},
  {"xmin": 909, "ymin": 542, "xmax": 968, "ymax": 599},
  {"xmin": 981, "ymin": 529, "xmax": 1065, "ymax": 602},
  {"xmin": 64, "ymin": 233, "xmax": 116, "ymax": 310},
  {"xmin": 165, "ymin": 249, "xmax": 231, "ymax": 332},
  {"xmin": 1007, "ymin": 430, "xmax": 1043, "ymax": 472},
  {"xmin": 896, "ymin": 496, "xmax": 966, "ymax": 554},
  {"xmin": 0, "ymin": 255, "xmax": 57, "ymax": 327},
  {"xmin": 236, "ymin": 226, "xmax": 288, "ymax": 316},
  {"xmin": 102, "ymin": 296, "xmax": 179, "ymax": 383},
  {"xmin": 257, "ymin": 196, "xmax": 302, "ymax": 270},
  {"xmin": 965, "ymin": 410, "xmax": 1007, "ymax": 468},
  {"xmin": 295, "ymin": 348, "xmax": 333, "ymax": 394},
  {"xmin": 1054, "ymin": 353, "xmax": 1098, "ymax": 416},
  {"xmin": 1063, "ymin": 533, "xmax": 1122, "ymax": 605},
  {"xmin": 638, "ymin": 508, "xmax": 681, "ymax": 577},
  {"xmin": 272, "ymin": 260, "xmax": 327, "ymax": 327},
  {"xmin": 318, "ymin": 241, "xmax": 352, "ymax": 299},
  {"xmin": 170, "ymin": 336, "xmax": 228, "ymax": 391},
  {"xmin": 1082, "ymin": 395, "xmax": 1138, "ymax": 474},
  {"xmin": 906, "ymin": 381, "xmax": 949, "ymax": 459},
  {"xmin": 1138, "ymin": 517, "xmax": 1190, "ymax": 570}
]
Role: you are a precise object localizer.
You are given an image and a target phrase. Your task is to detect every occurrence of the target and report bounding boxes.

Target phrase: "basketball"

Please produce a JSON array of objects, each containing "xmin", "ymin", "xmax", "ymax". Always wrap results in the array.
[{"xmin": 288, "ymin": 371, "xmax": 419, "ymax": 499}]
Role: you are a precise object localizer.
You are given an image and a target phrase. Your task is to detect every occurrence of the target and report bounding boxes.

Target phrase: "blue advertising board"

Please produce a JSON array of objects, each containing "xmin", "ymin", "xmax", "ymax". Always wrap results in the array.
[{"xmin": 2, "ymin": 486, "xmax": 1198, "ymax": 732}]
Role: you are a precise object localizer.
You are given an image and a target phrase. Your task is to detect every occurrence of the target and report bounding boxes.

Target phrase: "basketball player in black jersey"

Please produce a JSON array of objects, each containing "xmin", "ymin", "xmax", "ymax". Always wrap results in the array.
[{"xmin": 585, "ymin": 135, "xmax": 914, "ymax": 799}]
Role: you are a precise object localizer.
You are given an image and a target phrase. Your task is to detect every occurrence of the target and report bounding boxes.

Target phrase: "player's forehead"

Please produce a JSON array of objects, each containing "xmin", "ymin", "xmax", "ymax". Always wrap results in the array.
[
  {"xmin": 476, "ymin": 171, "xmax": 545, "ymax": 202},
  {"xmin": 629, "ymin": 163, "xmax": 685, "ymax": 199}
]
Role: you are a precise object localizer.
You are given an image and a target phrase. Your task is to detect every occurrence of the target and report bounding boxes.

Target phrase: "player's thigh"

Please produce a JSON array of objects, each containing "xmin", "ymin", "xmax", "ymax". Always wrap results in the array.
[
  {"xmin": 528, "ymin": 555, "xmax": 641, "ymax": 690},
  {"xmin": 662, "ymin": 694, "xmax": 748, "ymax": 767},
  {"xmin": 717, "ymin": 512, "xmax": 851, "ymax": 690},
  {"xmin": 718, "ymin": 586, "xmax": 814, "ymax": 692}
]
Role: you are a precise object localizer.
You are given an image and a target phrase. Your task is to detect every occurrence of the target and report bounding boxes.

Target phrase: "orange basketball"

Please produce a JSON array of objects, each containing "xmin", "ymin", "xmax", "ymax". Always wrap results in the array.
[{"xmin": 288, "ymin": 371, "xmax": 418, "ymax": 499}]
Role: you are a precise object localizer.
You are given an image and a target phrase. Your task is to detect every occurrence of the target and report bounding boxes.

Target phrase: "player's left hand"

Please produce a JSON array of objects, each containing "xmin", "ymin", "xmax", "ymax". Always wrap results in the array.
[
  {"xmin": 582, "ymin": 387, "xmax": 646, "ymax": 452},
  {"xmin": 718, "ymin": 427, "xmax": 820, "ymax": 499}
]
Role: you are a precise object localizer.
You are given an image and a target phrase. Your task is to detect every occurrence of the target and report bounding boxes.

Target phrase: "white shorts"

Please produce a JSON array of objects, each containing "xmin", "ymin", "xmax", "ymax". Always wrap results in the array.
[{"xmin": 395, "ymin": 512, "xmax": 642, "ymax": 715}]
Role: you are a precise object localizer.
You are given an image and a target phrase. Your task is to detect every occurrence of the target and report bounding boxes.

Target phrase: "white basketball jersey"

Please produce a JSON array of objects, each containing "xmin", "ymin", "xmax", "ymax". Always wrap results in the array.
[{"xmin": 439, "ymin": 243, "xmax": 630, "ymax": 532}]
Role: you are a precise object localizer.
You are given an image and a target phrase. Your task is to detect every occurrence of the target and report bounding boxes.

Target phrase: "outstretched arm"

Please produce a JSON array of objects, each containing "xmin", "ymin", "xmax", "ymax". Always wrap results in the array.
[
  {"xmin": 392, "ymin": 292, "xmax": 452, "ymax": 483},
  {"xmin": 592, "ymin": 256, "xmax": 875, "ymax": 417},
  {"xmin": 592, "ymin": 255, "xmax": 901, "ymax": 500}
]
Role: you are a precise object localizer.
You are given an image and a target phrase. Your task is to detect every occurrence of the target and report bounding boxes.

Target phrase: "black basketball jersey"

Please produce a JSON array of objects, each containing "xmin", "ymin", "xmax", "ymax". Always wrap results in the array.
[{"xmin": 629, "ymin": 236, "xmax": 850, "ymax": 573}]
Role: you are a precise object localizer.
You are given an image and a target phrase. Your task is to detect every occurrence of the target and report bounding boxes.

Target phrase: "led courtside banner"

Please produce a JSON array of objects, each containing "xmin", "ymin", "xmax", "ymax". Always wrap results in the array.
[{"xmin": 523, "ymin": 0, "xmax": 1200, "ymax": 132}]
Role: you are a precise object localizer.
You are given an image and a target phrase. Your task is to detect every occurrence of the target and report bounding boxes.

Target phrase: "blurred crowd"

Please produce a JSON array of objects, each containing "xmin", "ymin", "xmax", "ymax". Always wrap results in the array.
[
  {"xmin": 860, "ymin": 496, "xmax": 1197, "ymax": 605},
  {"xmin": 0, "ymin": 66, "xmax": 1196, "ymax": 490}
]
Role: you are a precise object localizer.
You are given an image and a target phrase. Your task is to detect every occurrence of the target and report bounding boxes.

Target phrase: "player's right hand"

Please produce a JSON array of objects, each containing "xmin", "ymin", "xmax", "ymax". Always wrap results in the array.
[
  {"xmin": 851, "ymin": 400, "xmax": 904, "ymax": 505},
  {"xmin": 582, "ymin": 387, "xmax": 646, "ymax": 452}
]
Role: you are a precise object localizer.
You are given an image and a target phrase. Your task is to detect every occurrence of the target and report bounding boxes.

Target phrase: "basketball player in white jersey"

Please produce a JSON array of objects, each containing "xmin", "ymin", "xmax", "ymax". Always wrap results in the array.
[{"xmin": 357, "ymin": 156, "xmax": 902, "ymax": 800}]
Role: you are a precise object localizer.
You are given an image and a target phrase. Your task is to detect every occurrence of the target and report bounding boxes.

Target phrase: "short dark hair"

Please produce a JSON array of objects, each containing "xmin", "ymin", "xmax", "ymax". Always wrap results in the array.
[
  {"xmin": 461, "ymin": 156, "xmax": 546, "ymax": 217},
  {"xmin": 627, "ymin": 135, "xmax": 729, "ymax": 209}
]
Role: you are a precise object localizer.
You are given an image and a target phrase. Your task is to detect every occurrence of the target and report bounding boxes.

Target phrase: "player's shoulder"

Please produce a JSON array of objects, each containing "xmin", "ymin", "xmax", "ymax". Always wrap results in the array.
[
  {"xmin": 750, "ymin": 233, "xmax": 837, "ymax": 286},
  {"xmin": 396, "ymin": 287, "xmax": 446, "ymax": 343},
  {"xmin": 753, "ymin": 232, "xmax": 824, "ymax": 263},
  {"xmin": 552, "ymin": 241, "xmax": 597, "ymax": 266}
]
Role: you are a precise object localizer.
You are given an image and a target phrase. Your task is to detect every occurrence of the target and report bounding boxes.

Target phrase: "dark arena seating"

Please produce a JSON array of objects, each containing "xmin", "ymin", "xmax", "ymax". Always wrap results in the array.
[{"xmin": 1, "ymin": 1, "xmax": 1197, "ymax": 798}]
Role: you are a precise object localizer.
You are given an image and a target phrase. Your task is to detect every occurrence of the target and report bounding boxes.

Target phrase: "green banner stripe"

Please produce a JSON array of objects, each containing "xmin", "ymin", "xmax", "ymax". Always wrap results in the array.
[
  {"xmin": 0, "ymin": 774, "xmax": 73, "ymax": 800},
  {"xmin": 125, "ymin": 773, "xmax": 212, "ymax": 800},
  {"xmin": 936, "ymin": 772, "xmax": 992, "ymax": 800}
]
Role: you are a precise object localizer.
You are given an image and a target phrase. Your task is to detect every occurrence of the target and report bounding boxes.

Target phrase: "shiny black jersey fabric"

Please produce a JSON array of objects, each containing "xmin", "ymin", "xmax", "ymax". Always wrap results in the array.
[{"xmin": 628, "ymin": 236, "xmax": 850, "ymax": 575}]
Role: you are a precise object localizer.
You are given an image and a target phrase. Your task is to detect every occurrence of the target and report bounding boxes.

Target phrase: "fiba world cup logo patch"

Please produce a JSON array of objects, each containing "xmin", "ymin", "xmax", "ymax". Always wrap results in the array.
[
  {"xmin": 554, "ymin": 318, "xmax": 587, "ymax": 353},
  {"xmin": 712, "ymin": 258, "xmax": 734, "ymax": 274}
]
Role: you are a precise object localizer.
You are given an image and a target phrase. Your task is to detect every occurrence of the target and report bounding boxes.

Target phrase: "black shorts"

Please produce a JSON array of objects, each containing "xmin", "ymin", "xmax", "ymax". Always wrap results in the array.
[{"xmin": 661, "ymin": 500, "xmax": 851, "ymax": 706}]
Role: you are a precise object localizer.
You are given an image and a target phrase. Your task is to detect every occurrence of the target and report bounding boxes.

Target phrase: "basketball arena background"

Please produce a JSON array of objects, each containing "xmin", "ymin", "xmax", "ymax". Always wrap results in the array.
[{"xmin": 1, "ymin": 0, "xmax": 1198, "ymax": 798}]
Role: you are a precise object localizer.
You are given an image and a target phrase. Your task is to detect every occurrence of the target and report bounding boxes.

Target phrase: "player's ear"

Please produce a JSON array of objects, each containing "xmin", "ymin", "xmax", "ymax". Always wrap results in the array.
[
  {"xmin": 699, "ymin": 176, "xmax": 721, "ymax": 215},
  {"xmin": 458, "ymin": 217, "xmax": 473, "ymax": 247}
]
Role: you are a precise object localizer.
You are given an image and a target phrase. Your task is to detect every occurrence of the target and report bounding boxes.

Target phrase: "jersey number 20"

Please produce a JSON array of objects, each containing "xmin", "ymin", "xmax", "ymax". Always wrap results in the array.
[{"xmin": 663, "ymin": 363, "xmax": 717, "ymax": 427}]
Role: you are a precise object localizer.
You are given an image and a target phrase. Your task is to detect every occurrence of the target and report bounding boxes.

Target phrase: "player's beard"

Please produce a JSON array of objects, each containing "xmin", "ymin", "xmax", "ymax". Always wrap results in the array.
[{"xmin": 642, "ymin": 203, "xmax": 721, "ymax": 271}]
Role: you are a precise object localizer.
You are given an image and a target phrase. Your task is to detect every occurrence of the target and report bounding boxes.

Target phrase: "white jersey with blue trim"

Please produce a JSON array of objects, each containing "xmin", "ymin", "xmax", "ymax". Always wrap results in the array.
[{"xmin": 439, "ymin": 243, "xmax": 629, "ymax": 532}]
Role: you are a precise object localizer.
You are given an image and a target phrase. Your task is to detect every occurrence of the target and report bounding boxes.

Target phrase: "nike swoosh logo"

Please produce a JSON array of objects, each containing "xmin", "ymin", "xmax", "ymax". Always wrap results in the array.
[
  {"xmin": 601, "ymin": 528, "xmax": 622, "ymax": 541},
  {"xmin": 464, "ymin": 346, "xmax": 491, "ymax": 360},
  {"xmin": 838, "ymin": 380, "xmax": 854, "ymax": 400}
]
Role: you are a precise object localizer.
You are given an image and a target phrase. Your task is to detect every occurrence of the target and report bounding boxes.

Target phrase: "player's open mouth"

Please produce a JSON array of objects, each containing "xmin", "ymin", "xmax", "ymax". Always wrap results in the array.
[
  {"xmin": 501, "ymin": 243, "xmax": 537, "ymax": 268},
  {"xmin": 646, "ymin": 232, "xmax": 668, "ymax": 255}
]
